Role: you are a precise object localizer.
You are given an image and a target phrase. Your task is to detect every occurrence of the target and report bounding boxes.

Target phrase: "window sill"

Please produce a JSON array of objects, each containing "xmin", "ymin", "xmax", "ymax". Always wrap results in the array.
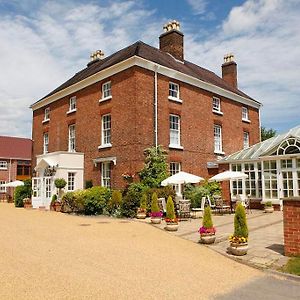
[
  {"xmin": 0, "ymin": 168, "xmax": 8, "ymax": 170},
  {"xmin": 242, "ymin": 118, "xmax": 251, "ymax": 123},
  {"xmin": 99, "ymin": 95, "xmax": 112, "ymax": 103},
  {"xmin": 214, "ymin": 151, "xmax": 225, "ymax": 155},
  {"xmin": 213, "ymin": 110, "xmax": 223, "ymax": 116},
  {"xmin": 67, "ymin": 109, "xmax": 76, "ymax": 115},
  {"xmin": 168, "ymin": 96, "xmax": 182, "ymax": 103},
  {"xmin": 169, "ymin": 144, "xmax": 184, "ymax": 150},
  {"xmin": 68, "ymin": 149, "xmax": 76, "ymax": 153},
  {"xmin": 42, "ymin": 119, "xmax": 50, "ymax": 124},
  {"xmin": 98, "ymin": 143, "xmax": 112, "ymax": 149}
]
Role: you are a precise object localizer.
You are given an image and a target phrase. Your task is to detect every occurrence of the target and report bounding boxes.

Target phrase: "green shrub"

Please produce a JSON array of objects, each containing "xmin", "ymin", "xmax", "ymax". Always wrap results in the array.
[
  {"xmin": 54, "ymin": 178, "xmax": 67, "ymax": 189},
  {"xmin": 51, "ymin": 194, "xmax": 57, "ymax": 206},
  {"xmin": 83, "ymin": 186, "xmax": 111, "ymax": 215},
  {"xmin": 121, "ymin": 183, "xmax": 148, "ymax": 217},
  {"xmin": 265, "ymin": 201, "xmax": 273, "ymax": 207},
  {"xmin": 234, "ymin": 203, "xmax": 248, "ymax": 238},
  {"xmin": 151, "ymin": 192, "xmax": 160, "ymax": 213},
  {"xmin": 85, "ymin": 180, "xmax": 93, "ymax": 189},
  {"xmin": 202, "ymin": 206, "xmax": 213, "ymax": 228},
  {"xmin": 107, "ymin": 190, "xmax": 122, "ymax": 215},
  {"xmin": 61, "ymin": 192, "xmax": 76, "ymax": 213},
  {"xmin": 14, "ymin": 180, "xmax": 32, "ymax": 207},
  {"xmin": 166, "ymin": 196, "xmax": 175, "ymax": 219},
  {"xmin": 140, "ymin": 194, "xmax": 147, "ymax": 210}
]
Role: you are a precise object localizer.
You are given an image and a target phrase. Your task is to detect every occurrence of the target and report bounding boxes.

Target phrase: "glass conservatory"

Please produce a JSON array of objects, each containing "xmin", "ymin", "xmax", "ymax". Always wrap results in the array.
[{"xmin": 220, "ymin": 126, "xmax": 300, "ymax": 207}]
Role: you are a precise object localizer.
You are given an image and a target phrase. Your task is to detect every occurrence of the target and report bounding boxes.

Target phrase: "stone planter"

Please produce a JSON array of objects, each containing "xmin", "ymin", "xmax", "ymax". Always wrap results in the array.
[
  {"xmin": 151, "ymin": 217, "xmax": 161, "ymax": 224},
  {"xmin": 136, "ymin": 212, "xmax": 147, "ymax": 219},
  {"xmin": 229, "ymin": 242, "xmax": 248, "ymax": 256},
  {"xmin": 55, "ymin": 203, "xmax": 62, "ymax": 212},
  {"xmin": 24, "ymin": 203, "xmax": 32, "ymax": 209},
  {"xmin": 264, "ymin": 206, "xmax": 274, "ymax": 213},
  {"xmin": 165, "ymin": 223, "xmax": 179, "ymax": 231},
  {"xmin": 200, "ymin": 234, "xmax": 216, "ymax": 244}
]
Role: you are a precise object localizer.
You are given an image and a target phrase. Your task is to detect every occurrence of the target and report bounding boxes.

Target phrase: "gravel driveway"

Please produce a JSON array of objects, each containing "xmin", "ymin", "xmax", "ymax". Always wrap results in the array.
[{"xmin": 0, "ymin": 203, "xmax": 299, "ymax": 299}]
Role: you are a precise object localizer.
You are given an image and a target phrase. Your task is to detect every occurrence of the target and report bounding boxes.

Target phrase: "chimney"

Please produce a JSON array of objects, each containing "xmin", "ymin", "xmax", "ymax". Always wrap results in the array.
[
  {"xmin": 222, "ymin": 53, "xmax": 237, "ymax": 88},
  {"xmin": 159, "ymin": 20, "xmax": 184, "ymax": 61},
  {"xmin": 87, "ymin": 50, "xmax": 105, "ymax": 67}
]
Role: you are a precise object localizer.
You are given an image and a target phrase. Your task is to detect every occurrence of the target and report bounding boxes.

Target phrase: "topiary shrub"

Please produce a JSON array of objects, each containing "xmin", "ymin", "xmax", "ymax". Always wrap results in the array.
[
  {"xmin": 151, "ymin": 192, "xmax": 160, "ymax": 213},
  {"xmin": 54, "ymin": 178, "xmax": 67, "ymax": 189},
  {"xmin": 83, "ymin": 186, "xmax": 111, "ymax": 215},
  {"xmin": 140, "ymin": 193, "xmax": 147, "ymax": 210},
  {"xmin": 265, "ymin": 201, "xmax": 273, "ymax": 207},
  {"xmin": 107, "ymin": 190, "xmax": 122, "ymax": 216},
  {"xmin": 202, "ymin": 206, "xmax": 213, "ymax": 229},
  {"xmin": 14, "ymin": 180, "xmax": 32, "ymax": 207},
  {"xmin": 234, "ymin": 203, "xmax": 248, "ymax": 238},
  {"xmin": 166, "ymin": 196, "xmax": 175, "ymax": 220}
]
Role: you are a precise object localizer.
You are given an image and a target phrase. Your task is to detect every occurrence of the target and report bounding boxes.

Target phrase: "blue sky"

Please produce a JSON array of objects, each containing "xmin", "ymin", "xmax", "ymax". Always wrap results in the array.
[{"xmin": 0, "ymin": 0, "xmax": 299, "ymax": 138}]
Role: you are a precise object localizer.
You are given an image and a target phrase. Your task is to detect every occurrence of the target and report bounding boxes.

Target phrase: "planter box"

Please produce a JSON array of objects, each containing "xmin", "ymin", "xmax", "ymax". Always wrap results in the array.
[
  {"xmin": 151, "ymin": 217, "xmax": 161, "ymax": 224},
  {"xmin": 24, "ymin": 203, "xmax": 32, "ymax": 209},
  {"xmin": 165, "ymin": 223, "xmax": 179, "ymax": 231},
  {"xmin": 264, "ymin": 206, "xmax": 274, "ymax": 213},
  {"xmin": 200, "ymin": 234, "xmax": 216, "ymax": 244},
  {"xmin": 229, "ymin": 242, "xmax": 248, "ymax": 256}
]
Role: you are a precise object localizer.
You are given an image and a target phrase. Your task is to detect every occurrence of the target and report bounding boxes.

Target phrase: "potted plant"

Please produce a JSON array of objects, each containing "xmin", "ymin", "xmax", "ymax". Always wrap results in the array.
[
  {"xmin": 54, "ymin": 178, "xmax": 67, "ymax": 200},
  {"xmin": 199, "ymin": 206, "xmax": 216, "ymax": 244},
  {"xmin": 229, "ymin": 203, "xmax": 249, "ymax": 256},
  {"xmin": 50, "ymin": 194, "xmax": 61, "ymax": 212},
  {"xmin": 150, "ymin": 192, "xmax": 163, "ymax": 224},
  {"xmin": 23, "ymin": 198, "xmax": 32, "ymax": 209},
  {"xmin": 264, "ymin": 201, "xmax": 274, "ymax": 213},
  {"xmin": 137, "ymin": 193, "xmax": 147, "ymax": 219},
  {"xmin": 165, "ymin": 196, "xmax": 179, "ymax": 231}
]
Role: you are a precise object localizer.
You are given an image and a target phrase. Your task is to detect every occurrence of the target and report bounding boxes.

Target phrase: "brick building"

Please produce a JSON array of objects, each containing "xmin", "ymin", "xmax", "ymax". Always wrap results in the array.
[
  {"xmin": 31, "ymin": 21, "xmax": 261, "ymax": 209},
  {"xmin": 0, "ymin": 136, "xmax": 32, "ymax": 201}
]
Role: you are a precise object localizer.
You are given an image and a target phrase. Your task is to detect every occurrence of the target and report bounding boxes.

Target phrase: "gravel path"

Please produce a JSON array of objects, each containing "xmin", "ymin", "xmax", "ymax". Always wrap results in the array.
[{"xmin": 0, "ymin": 204, "xmax": 298, "ymax": 299}]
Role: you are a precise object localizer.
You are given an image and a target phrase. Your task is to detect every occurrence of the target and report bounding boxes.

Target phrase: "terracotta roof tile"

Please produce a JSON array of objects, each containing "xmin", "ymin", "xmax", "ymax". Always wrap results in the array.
[
  {"xmin": 34, "ymin": 41, "xmax": 259, "ymax": 105},
  {"xmin": 0, "ymin": 136, "xmax": 32, "ymax": 160}
]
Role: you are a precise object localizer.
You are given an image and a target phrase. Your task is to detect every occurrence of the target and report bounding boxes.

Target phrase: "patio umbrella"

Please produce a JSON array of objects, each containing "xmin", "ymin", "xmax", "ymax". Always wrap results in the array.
[
  {"xmin": 208, "ymin": 171, "xmax": 248, "ymax": 182},
  {"xmin": 161, "ymin": 171, "xmax": 204, "ymax": 186},
  {"xmin": 208, "ymin": 171, "xmax": 248, "ymax": 212},
  {"xmin": 0, "ymin": 180, "xmax": 24, "ymax": 187}
]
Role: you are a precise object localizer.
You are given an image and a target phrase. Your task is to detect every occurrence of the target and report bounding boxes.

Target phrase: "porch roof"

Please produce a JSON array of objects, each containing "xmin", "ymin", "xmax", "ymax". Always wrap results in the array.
[
  {"xmin": 220, "ymin": 125, "xmax": 300, "ymax": 163},
  {"xmin": 35, "ymin": 158, "xmax": 57, "ymax": 170}
]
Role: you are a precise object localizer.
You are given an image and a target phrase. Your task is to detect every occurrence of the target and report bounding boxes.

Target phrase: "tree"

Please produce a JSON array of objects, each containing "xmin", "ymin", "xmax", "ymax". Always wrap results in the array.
[
  {"xmin": 139, "ymin": 145, "xmax": 169, "ymax": 188},
  {"xmin": 261, "ymin": 126, "xmax": 277, "ymax": 141}
]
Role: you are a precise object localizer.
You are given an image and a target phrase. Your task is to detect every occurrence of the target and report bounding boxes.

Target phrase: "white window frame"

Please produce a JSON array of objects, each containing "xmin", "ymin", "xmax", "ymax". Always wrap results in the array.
[
  {"xmin": 242, "ymin": 106, "xmax": 250, "ymax": 122},
  {"xmin": 168, "ymin": 82, "xmax": 182, "ymax": 103},
  {"xmin": 67, "ymin": 172, "xmax": 75, "ymax": 191},
  {"xmin": 68, "ymin": 124, "xmax": 76, "ymax": 152},
  {"xmin": 99, "ymin": 114, "xmax": 112, "ymax": 148},
  {"xmin": 0, "ymin": 161, "xmax": 8, "ymax": 170},
  {"xmin": 67, "ymin": 96, "xmax": 76, "ymax": 113},
  {"xmin": 43, "ymin": 107, "xmax": 50, "ymax": 123},
  {"xmin": 0, "ymin": 180, "xmax": 6, "ymax": 193},
  {"xmin": 169, "ymin": 114, "xmax": 183, "ymax": 149},
  {"xmin": 243, "ymin": 132, "xmax": 250, "ymax": 149},
  {"xmin": 43, "ymin": 132, "xmax": 49, "ymax": 154},
  {"xmin": 170, "ymin": 162, "xmax": 181, "ymax": 195},
  {"xmin": 101, "ymin": 162, "xmax": 111, "ymax": 188},
  {"xmin": 212, "ymin": 97, "xmax": 223, "ymax": 115},
  {"xmin": 214, "ymin": 124, "xmax": 223, "ymax": 154},
  {"xmin": 100, "ymin": 81, "xmax": 112, "ymax": 102}
]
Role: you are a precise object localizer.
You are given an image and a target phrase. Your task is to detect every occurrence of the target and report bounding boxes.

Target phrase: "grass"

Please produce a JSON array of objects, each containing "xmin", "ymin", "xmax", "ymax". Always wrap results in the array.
[{"xmin": 281, "ymin": 257, "xmax": 300, "ymax": 276}]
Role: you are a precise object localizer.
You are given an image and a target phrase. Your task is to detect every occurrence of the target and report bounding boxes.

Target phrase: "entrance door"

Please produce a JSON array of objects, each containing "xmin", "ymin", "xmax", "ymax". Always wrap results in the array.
[{"xmin": 32, "ymin": 177, "xmax": 53, "ymax": 208}]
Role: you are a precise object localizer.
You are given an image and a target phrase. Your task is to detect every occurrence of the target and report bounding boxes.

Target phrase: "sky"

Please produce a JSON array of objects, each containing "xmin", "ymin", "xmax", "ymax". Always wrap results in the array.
[{"xmin": 0, "ymin": 0, "xmax": 299, "ymax": 138}]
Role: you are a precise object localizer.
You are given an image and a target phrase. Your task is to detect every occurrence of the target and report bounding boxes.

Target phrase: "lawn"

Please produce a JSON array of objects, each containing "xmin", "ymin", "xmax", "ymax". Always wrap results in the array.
[{"xmin": 282, "ymin": 257, "xmax": 300, "ymax": 276}]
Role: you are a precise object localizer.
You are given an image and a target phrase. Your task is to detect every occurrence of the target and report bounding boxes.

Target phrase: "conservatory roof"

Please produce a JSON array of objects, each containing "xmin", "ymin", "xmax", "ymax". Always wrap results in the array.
[{"xmin": 220, "ymin": 125, "xmax": 300, "ymax": 163}]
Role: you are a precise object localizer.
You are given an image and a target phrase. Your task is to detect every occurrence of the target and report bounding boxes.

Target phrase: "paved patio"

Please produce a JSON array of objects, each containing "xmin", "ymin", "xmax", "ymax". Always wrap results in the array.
[{"xmin": 143, "ymin": 210, "xmax": 289, "ymax": 270}]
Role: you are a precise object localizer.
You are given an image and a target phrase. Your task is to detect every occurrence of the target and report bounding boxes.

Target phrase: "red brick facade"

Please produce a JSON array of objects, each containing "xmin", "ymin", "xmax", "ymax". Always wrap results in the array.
[
  {"xmin": 283, "ymin": 198, "xmax": 300, "ymax": 256},
  {"xmin": 32, "ymin": 65, "xmax": 260, "ymax": 189}
]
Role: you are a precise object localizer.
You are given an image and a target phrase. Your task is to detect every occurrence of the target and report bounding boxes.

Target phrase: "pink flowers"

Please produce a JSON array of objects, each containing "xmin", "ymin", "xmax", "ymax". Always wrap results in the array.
[
  {"xmin": 150, "ymin": 211, "xmax": 163, "ymax": 218},
  {"xmin": 198, "ymin": 226, "xmax": 216, "ymax": 235}
]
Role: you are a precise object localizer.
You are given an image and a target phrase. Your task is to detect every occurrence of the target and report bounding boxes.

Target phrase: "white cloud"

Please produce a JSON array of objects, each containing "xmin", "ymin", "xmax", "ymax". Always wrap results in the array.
[
  {"xmin": 186, "ymin": 0, "xmax": 207, "ymax": 15},
  {"xmin": 185, "ymin": 0, "xmax": 300, "ymax": 132}
]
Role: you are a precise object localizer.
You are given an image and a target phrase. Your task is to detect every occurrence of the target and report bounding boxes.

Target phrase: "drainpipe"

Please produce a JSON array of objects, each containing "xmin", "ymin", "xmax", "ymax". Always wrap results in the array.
[
  {"xmin": 154, "ymin": 65, "xmax": 159, "ymax": 149},
  {"xmin": 8, "ymin": 158, "xmax": 12, "ymax": 182}
]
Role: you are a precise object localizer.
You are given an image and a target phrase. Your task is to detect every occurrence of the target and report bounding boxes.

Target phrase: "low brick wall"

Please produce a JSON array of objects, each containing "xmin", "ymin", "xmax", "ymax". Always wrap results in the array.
[{"xmin": 283, "ymin": 197, "xmax": 300, "ymax": 256}]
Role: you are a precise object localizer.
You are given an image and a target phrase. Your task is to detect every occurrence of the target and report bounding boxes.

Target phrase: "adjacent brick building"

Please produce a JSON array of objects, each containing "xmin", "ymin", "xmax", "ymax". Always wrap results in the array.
[
  {"xmin": 31, "ymin": 21, "xmax": 261, "ymax": 208},
  {"xmin": 0, "ymin": 136, "xmax": 32, "ymax": 201}
]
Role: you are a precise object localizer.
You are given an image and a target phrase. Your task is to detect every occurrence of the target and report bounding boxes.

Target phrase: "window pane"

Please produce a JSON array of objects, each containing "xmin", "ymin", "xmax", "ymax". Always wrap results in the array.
[
  {"xmin": 169, "ymin": 115, "xmax": 180, "ymax": 145},
  {"xmin": 169, "ymin": 82, "xmax": 179, "ymax": 98}
]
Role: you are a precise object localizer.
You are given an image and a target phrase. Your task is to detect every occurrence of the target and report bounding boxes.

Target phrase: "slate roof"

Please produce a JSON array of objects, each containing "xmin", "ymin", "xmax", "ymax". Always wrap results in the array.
[
  {"xmin": 220, "ymin": 125, "xmax": 300, "ymax": 162},
  {"xmin": 0, "ymin": 136, "xmax": 32, "ymax": 160},
  {"xmin": 35, "ymin": 41, "xmax": 259, "ymax": 105}
]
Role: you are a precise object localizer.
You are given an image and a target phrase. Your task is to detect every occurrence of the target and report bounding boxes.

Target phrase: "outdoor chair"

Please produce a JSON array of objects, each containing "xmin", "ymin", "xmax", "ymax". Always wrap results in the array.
[
  {"xmin": 191, "ymin": 196, "xmax": 206, "ymax": 218},
  {"xmin": 215, "ymin": 198, "xmax": 231, "ymax": 215},
  {"xmin": 178, "ymin": 199, "xmax": 191, "ymax": 220},
  {"xmin": 157, "ymin": 197, "xmax": 166, "ymax": 213},
  {"xmin": 236, "ymin": 194, "xmax": 251, "ymax": 214},
  {"xmin": 206, "ymin": 195, "xmax": 216, "ymax": 211}
]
